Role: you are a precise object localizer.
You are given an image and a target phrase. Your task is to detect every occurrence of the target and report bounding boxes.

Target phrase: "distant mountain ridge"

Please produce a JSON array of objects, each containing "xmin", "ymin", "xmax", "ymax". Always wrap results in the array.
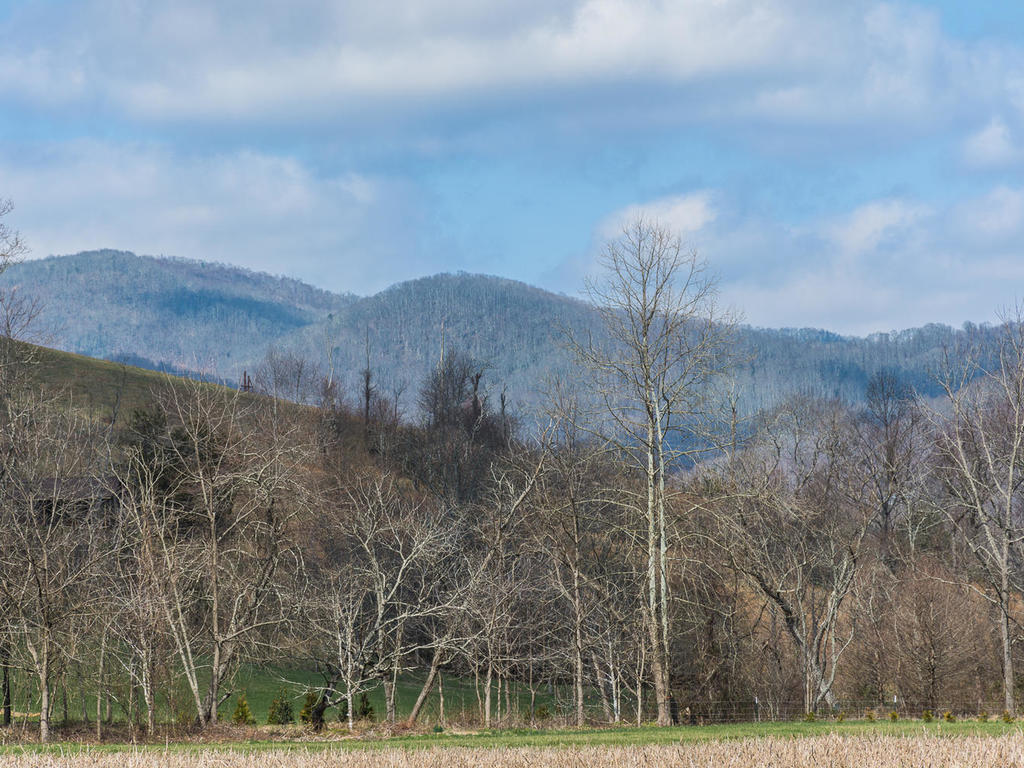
[
  {"xmin": 6, "ymin": 250, "xmax": 354, "ymax": 376},
  {"xmin": 1, "ymin": 250, "xmax": 993, "ymax": 417}
]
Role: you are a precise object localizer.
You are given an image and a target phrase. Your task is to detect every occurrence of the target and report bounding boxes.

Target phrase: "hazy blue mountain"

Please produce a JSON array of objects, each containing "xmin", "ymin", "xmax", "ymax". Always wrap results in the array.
[
  {"xmin": 1, "ymin": 250, "xmax": 991, "ymax": 418},
  {"xmin": 3, "ymin": 250, "xmax": 354, "ymax": 378}
]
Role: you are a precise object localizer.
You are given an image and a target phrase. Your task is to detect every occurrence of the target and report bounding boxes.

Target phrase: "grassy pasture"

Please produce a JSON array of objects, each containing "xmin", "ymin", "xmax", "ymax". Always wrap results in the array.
[
  {"xmin": 30, "ymin": 343, "xmax": 176, "ymax": 419},
  {"xmin": 4, "ymin": 732, "xmax": 1024, "ymax": 766},
  {"xmin": 2, "ymin": 720, "xmax": 1022, "ymax": 755},
  {"xmin": 1, "ymin": 662, "xmax": 544, "ymax": 730}
]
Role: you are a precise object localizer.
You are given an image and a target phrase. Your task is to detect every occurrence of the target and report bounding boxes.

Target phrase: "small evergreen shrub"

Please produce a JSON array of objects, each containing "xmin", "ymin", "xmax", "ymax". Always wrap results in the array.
[
  {"xmin": 432, "ymin": 724, "xmax": 444, "ymax": 733},
  {"xmin": 836, "ymin": 710, "xmax": 845, "ymax": 722},
  {"xmin": 865, "ymin": 709, "xmax": 876, "ymax": 722},
  {"xmin": 922, "ymin": 709, "xmax": 933, "ymax": 722},
  {"xmin": 803, "ymin": 711, "xmax": 816, "ymax": 722},
  {"xmin": 1003, "ymin": 710, "xmax": 1015, "ymax": 723},
  {"xmin": 889, "ymin": 710, "xmax": 899, "ymax": 722},
  {"xmin": 356, "ymin": 692, "xmax": 374, "ymax": 721},
  {"xmin": 943, "ymin": 710, "xmax": 956, "ymax": 722},
  {"xmin": 231, "ymin": 692, "xmax": 256, "ymax": 725},
  {"xmin": 299, "ymin": 689, "xmax": 318, "ymax": 725},
  {"xmin": 977, "ymin": 711, "xmax": 989, "ymax": 723},
  {"xmin": 267, "ymin": 688, "xmax": 295, "ymax": 725}
]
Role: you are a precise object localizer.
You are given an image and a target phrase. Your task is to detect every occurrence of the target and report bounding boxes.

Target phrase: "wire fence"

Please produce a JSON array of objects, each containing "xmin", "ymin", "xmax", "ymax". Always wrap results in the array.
[
  {"xmin": 413, "ymin": 693, "xmax": 1021, "ymax": 727},
  {"xmin": 668, "ymin": 698, "xmax": 1018, "ymax": 724}
]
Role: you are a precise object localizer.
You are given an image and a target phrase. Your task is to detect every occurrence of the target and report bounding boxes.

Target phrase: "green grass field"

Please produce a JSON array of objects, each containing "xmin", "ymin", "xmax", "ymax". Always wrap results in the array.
[
  {"xmin": 226, "ymin": 664, "xmax": 512, "ymax": 725},
  {"xmin": 30, "ymin": 342, "xmax": 176, "ymax": 420},
  {"xmin": 2, "ymin": 720, "xmax": 1022, "ymax": 756},
  {"xmin": 2, "ymin": 660, "xmax": 550, "ymax": 733}
]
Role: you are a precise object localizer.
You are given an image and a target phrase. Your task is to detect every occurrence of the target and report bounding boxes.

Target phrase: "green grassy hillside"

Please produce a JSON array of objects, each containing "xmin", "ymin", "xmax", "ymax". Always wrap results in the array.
[
  {"xmin": 2, "ymin": 660, "xmax": 553, "ymax": 731},
  {"xmin": 29, "ymin": 342, "xmax": 188, "ymax": 421}
]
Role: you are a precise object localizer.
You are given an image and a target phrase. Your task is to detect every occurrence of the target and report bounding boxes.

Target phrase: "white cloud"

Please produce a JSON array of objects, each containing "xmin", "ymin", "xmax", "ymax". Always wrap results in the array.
[
  {"xmin": 1, "ymin": 0, "xmax": 1021, "ymax": 135},
  {"xmin": 0, "ymin": 141, "xmax": 434, "ymax": 294},
  {"xmin": 547, "ymin": 191, "xmax": 717, "ymax": 290},
  {"xmin": 953, "ymin": 185, "xmax": 1024, "ymax": 239},
  {"xmin": 963, "ymin": 117, "xmax": 1023, "ymax": 168},
  {"xmin": 825, "ymin": 199, "xmax": 931, "ymax": 255},
  {"xmin": 594, "ymin": 186, "xmax": 1024, "ymax": 335},
  {"xmin": 600, "ymin": 192, "xmax": 716, "ymax": 239}
]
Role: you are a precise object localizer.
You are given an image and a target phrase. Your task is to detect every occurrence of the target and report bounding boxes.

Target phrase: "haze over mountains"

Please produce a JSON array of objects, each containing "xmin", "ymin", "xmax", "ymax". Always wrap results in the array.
[{"xmin": 3, "ymin": 250, "xmax": 993, "ymax": 419}]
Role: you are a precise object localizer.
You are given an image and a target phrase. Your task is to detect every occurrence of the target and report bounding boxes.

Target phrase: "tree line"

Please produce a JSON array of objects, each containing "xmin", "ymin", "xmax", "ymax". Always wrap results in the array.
[{"xmin": 1, "ymin": 210, "xmax": 1023, "ymax": 741}]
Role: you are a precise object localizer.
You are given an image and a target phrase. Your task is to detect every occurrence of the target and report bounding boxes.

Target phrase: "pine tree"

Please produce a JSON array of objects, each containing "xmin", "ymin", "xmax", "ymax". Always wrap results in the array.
[
  {"xmin": 356, "ymin": 692, "xmax": 374, "ymax": 721},
  {"xmin": 266, "ymin": 688, "xmax": 295, "ymax": 725},
  {"xmin": 231, "ymin": 692, "xmax": 256, "ymax": 725},
  {"xmin": 299, "ymin": 689, "xmax": 318, "ymax": 725}
]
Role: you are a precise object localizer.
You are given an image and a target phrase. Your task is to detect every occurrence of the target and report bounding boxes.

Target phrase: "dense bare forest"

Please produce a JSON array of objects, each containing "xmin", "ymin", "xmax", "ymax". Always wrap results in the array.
[{"xmin": 2, "ymin": 207, "xmax": 1024, "ymax": 743}]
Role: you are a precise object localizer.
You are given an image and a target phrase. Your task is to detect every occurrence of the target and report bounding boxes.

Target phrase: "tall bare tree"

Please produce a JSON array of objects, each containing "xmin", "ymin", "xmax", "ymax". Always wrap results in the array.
[
  {"xmin": 116, "ymin": 379, "xmax": 308, "ymax": 727},
  {"xmin": 929, "ymin": 316, "xmax": 1024, "ymax": 714},
  {"xmin": 569, "ymin": 218, "xmax": 734, "ymax": 725},
  {"xmin": 301, "ymin": 471, "xmax": 461, "ymax": 730},
  {"xmin": 0, "ymin": 395, "xmax": 106, "ymax": 742},
  {"xmin": 0, "ymin": 198, "xmax": 27, "ymax": 730},
  {"xmin": 854, "ymin": 371, "xmax": 923, "ymax": 567},
  {"xmin": 712, "ymin": 397, "xmax": 872, "ymax": 714}
]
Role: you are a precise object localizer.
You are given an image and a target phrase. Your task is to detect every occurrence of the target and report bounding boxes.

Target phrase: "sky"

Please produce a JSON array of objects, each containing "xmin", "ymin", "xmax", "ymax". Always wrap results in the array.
[{"xmin": 2, "ymin": 0, "xmax": 1024, "ymax": 334}]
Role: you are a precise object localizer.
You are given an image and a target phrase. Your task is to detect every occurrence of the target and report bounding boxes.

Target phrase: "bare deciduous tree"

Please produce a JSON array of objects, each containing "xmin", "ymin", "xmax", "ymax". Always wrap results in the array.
[
  {"xmin": 301, "ymin": 471, "xmax": 461, "ymax": 731},
  {"xmin": 116, "ymin": 379, "xmax": 308, "ymax": 727},
  {"xmin": 712, "ymin": 397, "xmax": 871, "ymax": 714},
  {"xmin": 929, "ymin": 316, "xmax": 1024, "ymax": 714},
  {"xmin": 569, "ymin": 218, "xmax": 735, "ymax": 725},
  {"xmin": 0, "ymin": 395, "xmax": 106, "ymax": 742}
]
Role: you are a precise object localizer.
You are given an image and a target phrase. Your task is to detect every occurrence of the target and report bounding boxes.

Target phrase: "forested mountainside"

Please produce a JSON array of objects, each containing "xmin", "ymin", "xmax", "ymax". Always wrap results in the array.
[
  {"xmin": 1, "ymin": 250, "xmax": 995, "ymax": 416},
  {"xmin": 4, "ymin": 250, "xmax": 354, "ymax": 373}
]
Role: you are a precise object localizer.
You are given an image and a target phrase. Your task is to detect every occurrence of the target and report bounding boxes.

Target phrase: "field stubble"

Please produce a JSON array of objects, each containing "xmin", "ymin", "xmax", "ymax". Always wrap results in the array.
[{"xmin": 8, "ymin": 734, "xmax": 1024, "ymax": 767}]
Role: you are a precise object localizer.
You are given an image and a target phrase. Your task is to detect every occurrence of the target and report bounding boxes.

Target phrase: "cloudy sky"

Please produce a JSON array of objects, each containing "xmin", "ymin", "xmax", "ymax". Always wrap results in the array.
[{"xmin": 3, "ymin": 0, "xmax": 1024, "ymax": 334}]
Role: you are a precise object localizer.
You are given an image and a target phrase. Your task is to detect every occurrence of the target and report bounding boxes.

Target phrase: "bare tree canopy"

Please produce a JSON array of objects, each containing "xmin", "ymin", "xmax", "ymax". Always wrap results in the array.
[{"xmin": 568, "ymin": 218, "xmax": 737, "ymax": 726}]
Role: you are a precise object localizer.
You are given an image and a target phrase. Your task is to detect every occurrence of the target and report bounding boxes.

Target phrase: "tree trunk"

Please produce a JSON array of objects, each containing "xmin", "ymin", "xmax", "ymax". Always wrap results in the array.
[
  {"xmin": 635, "ymin": 643, "xmax": 646, "ymax": 727},
  {"xmin": 473, "ymin": 667, "xmax": 483, "ymax": 723},
  {"xmin": 635, "ymin": 677, "xmax": 643, "ymax": 727},
  {"xmin": 504, "ymin": 675, "xmax": 512, "ymax": 722},
  {"xmin": 95, "ymin": 631, "xmax": 105, "ymax": 740},
  {"xmin": 143, "ymin": 659, "xmax": 155, "ymax": 736},
  {"xmin": 592, "ymin": 656, "xmax": 612, "ymax": 722},
  {"xmin": 573, "ymin": 571, "xmax": 585, "ymax": 727},
  {"xmin": 203, "ymin": 642, "xmax": 222, "ymax": 726},
  {"xmin": 383, "ymin": 677, "xmax": 396, "ymax": 724},
  {"xmin": 804, "ymin": 653, "xmax": 838, "ymax": 713},
  {"xmin": 483, "ymin": 663, "xmax": 493, "ymax": 728},
  {"xmin": 1002, "ymin": 592, "xmax": 1016, "ymax": 714},
  {"xmin": 438, "ymin": 671, "xmax": 445, "ymax": 727},
  {"xmin": 78, "ymin": 664, "xmax": 89, "ymax": 725},
  {"xmin": 1, "ymin": 641, "xmax": 11, "ymax": 727},
  {"xmin": 346, "ymin": 689, "xmax": 355, "ymax": 733},
  {"xmin": 311, "ymin": 676, "xmax": 338, "ymax": 732},
  {"xmin": 647, "ymin": 420, "xmax": 671, "ymax": 727},
  {"xmin": 38, "ymin": 657, "xmax": 50, "ymax": 743},
  {"xmin": 408, "ymin": 650, "xmax": 442, "ymax": 725},
  {"xmin": 495, "ymin": 674, "xmax": 502, "ymax": 722},
  {"xmin": 656, "ymin": 412, "xmax": 671, "ymax": 704},
  {"xmin": 608, "ymin": 649, "xmax": 621, "ymax": 724}
]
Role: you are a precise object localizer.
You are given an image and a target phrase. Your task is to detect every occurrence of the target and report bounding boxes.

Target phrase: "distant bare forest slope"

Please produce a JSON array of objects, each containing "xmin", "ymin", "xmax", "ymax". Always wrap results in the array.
[{"xmin": 2, "ymin": 250, "xmax": 996, "ymax": 418}]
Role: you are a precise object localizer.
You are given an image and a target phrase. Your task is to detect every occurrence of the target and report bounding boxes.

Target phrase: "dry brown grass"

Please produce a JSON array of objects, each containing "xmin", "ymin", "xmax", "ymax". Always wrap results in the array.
[{"xmin": 7, "ymin": 734, "xmax": 1024, "ymax": 767}]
